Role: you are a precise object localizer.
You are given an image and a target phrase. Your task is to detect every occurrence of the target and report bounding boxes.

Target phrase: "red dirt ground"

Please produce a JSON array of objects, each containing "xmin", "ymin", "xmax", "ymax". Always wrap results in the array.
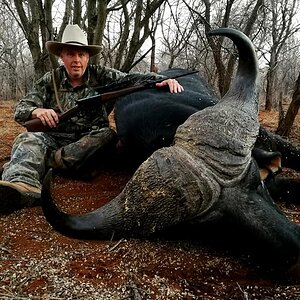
[{"xmin": 1, "ymin": 100, "xmax": 300, "ymax": 299}]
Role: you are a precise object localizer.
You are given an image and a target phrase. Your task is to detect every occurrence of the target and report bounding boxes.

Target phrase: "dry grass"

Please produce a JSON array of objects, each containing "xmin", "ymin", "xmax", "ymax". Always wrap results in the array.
[{"xmin": 1, "ymin": 100, "xmax": 300, "ymax": 299}]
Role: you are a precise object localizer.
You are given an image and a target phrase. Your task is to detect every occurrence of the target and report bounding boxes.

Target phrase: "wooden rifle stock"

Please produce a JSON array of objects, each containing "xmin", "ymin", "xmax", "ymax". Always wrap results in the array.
[
  {"xmin": 24, "ymin": 70, "xmax": 199, "ymax": 132},
  {"xmin": 24, "ymin": 106, "xmax": 80, "ymax": 132}
]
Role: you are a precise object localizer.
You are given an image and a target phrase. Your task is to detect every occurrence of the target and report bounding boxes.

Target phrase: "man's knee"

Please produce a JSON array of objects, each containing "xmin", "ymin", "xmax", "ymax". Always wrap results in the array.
[{"xmin": 47, "ymin": 127, "xmax": 116, "ymax": 170}]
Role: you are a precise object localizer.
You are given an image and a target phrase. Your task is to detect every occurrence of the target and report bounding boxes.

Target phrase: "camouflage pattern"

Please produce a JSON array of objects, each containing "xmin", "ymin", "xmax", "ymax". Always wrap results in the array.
[
  {"xmin": 2, "ymin": 132, "xmax": 61, "ymax": 189},
  {"xmin": 14, "ymin": 65, "xmax": 164, "ymax": 132},
  {"xmin": 2, "ymin": 65, "xmax": 164, "ymax": 188}
]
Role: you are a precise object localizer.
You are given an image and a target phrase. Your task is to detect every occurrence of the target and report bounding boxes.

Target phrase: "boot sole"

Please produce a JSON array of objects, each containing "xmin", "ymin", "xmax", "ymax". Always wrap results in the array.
[{"xmin": 0, "ymin": 185, "xmax": 40, "ymax": 215}]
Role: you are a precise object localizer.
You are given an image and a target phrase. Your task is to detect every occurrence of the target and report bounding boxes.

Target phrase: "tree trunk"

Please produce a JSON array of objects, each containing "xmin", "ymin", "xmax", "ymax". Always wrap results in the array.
[
  {"xmin": 265, "ymin": 66, "xmax": 275, "ymax": 111},
  {"xmin": 90, "ymin": 0, "xmax": 107, "ymax": 64},
  {"xmin": 8, "ymin": 64, "xmax": 17, "ymax": 100},
  {"xmin": 120, "ymin": 0, "xmax": 165, "ymax": 72},
  {"xmin": 277, "ymin": 92, "xmax": 285, "ymax": 129},
  {"xmin": 150, "ymin": 34, "xmax": 157, "ymax": 72},
  {"xmin": 276, "ymin": 71, "xmax": 300, "ymax": 137},
  {"xmin": 14, "ymin": 0, "xmax": 54, "ymax": 78},
  {"xmin": 73, "ymin": 0, "xmax": 82, "ymax": 25}
]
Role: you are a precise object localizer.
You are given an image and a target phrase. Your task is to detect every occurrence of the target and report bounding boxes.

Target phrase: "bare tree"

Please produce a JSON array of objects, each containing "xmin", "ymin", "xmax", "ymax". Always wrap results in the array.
[
  {"xmin": 84, "ymin": 0, "xmax": 108, "ymax": 64},
  {"xmin": 149, "ymin": 8, "xmax": 163, "ymax": 72},
  {"xmin": 99, "ymin": 0, "xmax": 167, "ymax": 71},
  {"xmin": 263, "ymin": 0, "xmax": 300, "ymax": 111},
  {"xmin": 2, "ymin": 0, "xmax": 300, "ymax": 113},
  {"xmin": 5, "ymin": 0, "xmax": 168, "ymax": 76},
  {"xmin": 8, "ymin": 0, "xmax": 54, "ymax": 79},
  {"xmin": 276, "ymin": 71, "xmax": 300, "ymax": 136},
  {"xmin": 182, "ymin": 0, "xmax": 263, "ymax": 95},
  {"xmin": 73, "ymin": 0, "xmax": 82, "ymax": 25},
  {"xmin": 159, "ymin": 0, "xmax": 200, "ymax": 69},
  {"xmin": 0, "ymin": 2, "xmax": 34, "ymax": 100}
]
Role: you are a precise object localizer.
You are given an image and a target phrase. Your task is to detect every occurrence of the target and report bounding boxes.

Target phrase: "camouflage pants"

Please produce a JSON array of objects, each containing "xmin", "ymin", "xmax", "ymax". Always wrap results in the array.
[{"xmin": 1, "ymin": 127, "xmax": 115, "ymax": 189}]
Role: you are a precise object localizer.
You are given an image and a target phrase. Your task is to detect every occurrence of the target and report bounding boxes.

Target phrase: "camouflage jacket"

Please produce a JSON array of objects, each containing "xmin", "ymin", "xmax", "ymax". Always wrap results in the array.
[{"xmin": 15, "ymin": 65, "xmax": 164, "ymax": 133}]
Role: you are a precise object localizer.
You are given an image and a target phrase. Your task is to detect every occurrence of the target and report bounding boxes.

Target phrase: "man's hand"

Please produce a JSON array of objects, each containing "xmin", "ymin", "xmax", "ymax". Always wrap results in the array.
[
  {"xmin": 31, "ymin": 108, "xmax": 59, "ymax": 128},
  {"xmin": 156, "ymin": 79, "xmax": 184, "ymax": 93}
]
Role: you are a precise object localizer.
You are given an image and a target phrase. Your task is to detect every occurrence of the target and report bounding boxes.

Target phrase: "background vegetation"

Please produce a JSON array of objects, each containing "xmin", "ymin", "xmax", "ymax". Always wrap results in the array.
[{"xmin": 1, "ymin": 0, "xmax": 300, "ymax": 135}]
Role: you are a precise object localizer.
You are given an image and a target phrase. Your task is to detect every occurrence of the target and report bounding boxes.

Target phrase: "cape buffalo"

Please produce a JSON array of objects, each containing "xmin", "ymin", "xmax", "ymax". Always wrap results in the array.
[
  {"xmin": 41, "ymin": 28, "xmax": 300, "ymax": 276},
  {"xmin": 114, "ymin": 68, "xmax": 217, "ymax": 162}
]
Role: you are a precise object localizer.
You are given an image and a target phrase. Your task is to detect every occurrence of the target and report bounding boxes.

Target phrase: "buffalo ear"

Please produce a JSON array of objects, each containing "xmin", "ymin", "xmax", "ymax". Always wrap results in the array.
[
  {"xmin": 259, "ymin": 155, "xmax": 282, "ymax": 181},
  {"xmin": 252, "ymin": 148, "xmax": 282, "ymax": 181}
]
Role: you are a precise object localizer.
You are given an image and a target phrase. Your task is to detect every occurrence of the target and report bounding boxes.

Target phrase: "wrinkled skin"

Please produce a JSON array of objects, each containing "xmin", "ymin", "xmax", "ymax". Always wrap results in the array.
[{"xmin": 42, "ymin": 28, "xmax": 300, "ymax": 275}]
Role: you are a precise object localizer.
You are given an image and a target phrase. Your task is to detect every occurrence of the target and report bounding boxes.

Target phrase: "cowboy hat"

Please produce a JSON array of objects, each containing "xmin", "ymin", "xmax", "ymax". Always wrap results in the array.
[{"xmin": 46, "ymin": 24, "xmax": 101, "ymax": 57}]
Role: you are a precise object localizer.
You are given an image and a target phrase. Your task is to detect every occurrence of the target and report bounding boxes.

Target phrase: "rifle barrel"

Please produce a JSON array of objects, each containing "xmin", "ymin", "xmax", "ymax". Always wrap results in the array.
[{"xmin": 24, "ymin": 70, "xmax": 199, "ymax": 132}]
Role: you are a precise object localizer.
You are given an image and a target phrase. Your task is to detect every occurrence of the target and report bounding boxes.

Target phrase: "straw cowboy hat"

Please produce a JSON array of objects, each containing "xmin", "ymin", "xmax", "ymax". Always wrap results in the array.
[{"xmin": 46, "ymin": 24, "xmax": 101, "ymax": 57}]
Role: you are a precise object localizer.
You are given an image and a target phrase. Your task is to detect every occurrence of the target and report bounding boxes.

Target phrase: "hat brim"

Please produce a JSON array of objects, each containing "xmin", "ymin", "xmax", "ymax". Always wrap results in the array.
[{"xmin": 46, "ymin": 41, "xmax": 101, "ymax": 57}]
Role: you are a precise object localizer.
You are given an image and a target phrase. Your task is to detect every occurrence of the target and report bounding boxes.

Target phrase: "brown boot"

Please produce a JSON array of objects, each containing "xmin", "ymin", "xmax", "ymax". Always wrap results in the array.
[{"xmin": 0, "ymin": 181, "xmax": 41, "ymax": 215}]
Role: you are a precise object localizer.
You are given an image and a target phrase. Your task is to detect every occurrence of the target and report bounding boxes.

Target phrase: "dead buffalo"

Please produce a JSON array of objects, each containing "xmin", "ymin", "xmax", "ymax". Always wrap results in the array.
[
  {"xmin": 112, "ymin": 62, "xmax": 300, "ymax": 194},
  {"xmin": 114, "ymin": 68, "xmax": 217, "ymax": 162},
  {"xmin": 41, "ymin": 28, "xmax": 300, "ymax": 276}
]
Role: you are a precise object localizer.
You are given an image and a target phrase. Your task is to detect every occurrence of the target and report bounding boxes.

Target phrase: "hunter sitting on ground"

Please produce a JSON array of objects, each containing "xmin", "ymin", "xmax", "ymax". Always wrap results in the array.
[{"xmin": 0, "ymin": 24, "xmax": 183, "ymax": 215}]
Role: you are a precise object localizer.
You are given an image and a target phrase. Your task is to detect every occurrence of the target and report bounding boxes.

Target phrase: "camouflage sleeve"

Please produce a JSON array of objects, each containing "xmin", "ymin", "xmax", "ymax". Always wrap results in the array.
[
  {"xmin": 14, "ymin": 71, "xmax": 52, "ymax": 125},
  {"xmin": 121, "ymin": 71, "xmax": 166, "ymax": 84},
  {"xmin": 93, "ymin": 65, "xmax": 166, "ymax": 86}
]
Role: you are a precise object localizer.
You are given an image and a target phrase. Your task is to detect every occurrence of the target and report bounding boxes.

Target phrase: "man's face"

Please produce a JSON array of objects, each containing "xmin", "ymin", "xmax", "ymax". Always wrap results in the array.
[{"xmin": 60, "ymin": 47, "xmax": 90, "ymax": 81}]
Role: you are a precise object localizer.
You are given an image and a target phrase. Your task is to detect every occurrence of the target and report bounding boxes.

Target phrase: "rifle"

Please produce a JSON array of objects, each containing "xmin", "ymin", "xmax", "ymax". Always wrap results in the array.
[{"xmin": 24, "ymin": 70, "xmax": 199, "ymax": 132}]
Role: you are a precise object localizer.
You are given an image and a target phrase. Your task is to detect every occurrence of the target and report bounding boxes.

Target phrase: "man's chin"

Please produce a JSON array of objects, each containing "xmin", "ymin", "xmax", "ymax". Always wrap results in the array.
[{"xmin": 70, "ymin": 72, "xmax": 82, "ymax": 79}]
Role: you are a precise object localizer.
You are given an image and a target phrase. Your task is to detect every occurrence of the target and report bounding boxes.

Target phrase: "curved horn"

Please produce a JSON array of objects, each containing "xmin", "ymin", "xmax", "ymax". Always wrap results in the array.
[
  {"xmin": 208, "ymin": 27, "xmax": 258, "ymax": 82},
  {"xmin": 207, "ymin": 27, "xmax": 258, "ymax": 111},
  {"xmin": 41, "ymin": 169, "xmax": 128, "ymax": 239},
  {"xmin": 42, "ymin": 28, "xmax": 259, "ymax": 239}
]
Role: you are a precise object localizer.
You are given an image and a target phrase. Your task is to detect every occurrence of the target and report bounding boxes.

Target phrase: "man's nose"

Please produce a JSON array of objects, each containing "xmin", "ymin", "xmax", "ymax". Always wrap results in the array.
[{"xmin": 73, "ymin": 54, "xmax": 80, "ymax": 61}]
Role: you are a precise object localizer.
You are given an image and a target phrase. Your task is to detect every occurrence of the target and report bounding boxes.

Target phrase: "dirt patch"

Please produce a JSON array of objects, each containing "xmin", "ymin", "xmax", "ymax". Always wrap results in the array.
[{"xmin": 1, "ymin": 100, "xmax": 300, "ymax": 299}]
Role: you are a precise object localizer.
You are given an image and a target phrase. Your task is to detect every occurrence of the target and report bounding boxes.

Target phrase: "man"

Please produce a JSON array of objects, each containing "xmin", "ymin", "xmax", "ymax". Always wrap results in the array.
[{"xmin": 0, "ymin": 24, "xmax": 183, "ymax": 214}]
